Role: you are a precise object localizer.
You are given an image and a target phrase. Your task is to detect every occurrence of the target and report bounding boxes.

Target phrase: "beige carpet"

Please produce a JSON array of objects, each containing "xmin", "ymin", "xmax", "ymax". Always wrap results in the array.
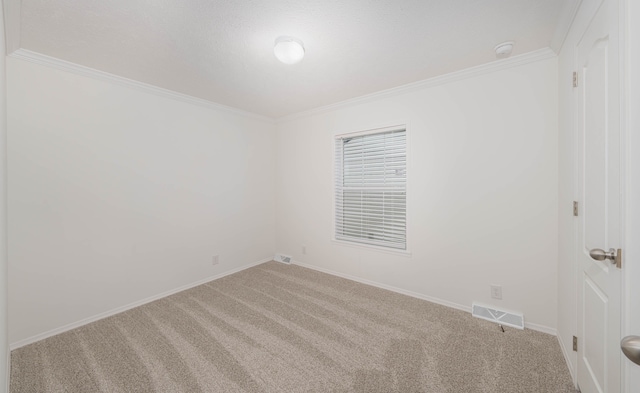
[{"xmin": 11, "ymin": 261, "xmax": 576, "ymax": 392}]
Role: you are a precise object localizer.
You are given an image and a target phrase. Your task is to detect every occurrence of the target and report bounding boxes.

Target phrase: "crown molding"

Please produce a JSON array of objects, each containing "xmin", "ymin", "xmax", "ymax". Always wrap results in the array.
[
  {"xmin": 9, "ymin": 49, "xmax": 276, "ymax": 123},
  {"xmin": 550, "ymin": 0, "xmax": 582, "ymax": 53},
  {"xmin": 277, "ymin": 47, "xmax": 557, "ymax": 123},
  {"xmin": 2, "ymin": 0, "xmax": 20, "ymax": 54},
  {"xmin": 9, "ymin": 45, "xmax": 557, "ymax": 125}
]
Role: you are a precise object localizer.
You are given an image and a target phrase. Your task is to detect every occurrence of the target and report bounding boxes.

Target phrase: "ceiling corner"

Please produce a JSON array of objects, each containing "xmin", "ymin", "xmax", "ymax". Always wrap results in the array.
[
  {"xmin": 549, "ymin": 0, "xmax": 582, "ymax": 54},
  {"xmin": 3, "ymin": 0, "xmax": 21, "ymax": 54}
]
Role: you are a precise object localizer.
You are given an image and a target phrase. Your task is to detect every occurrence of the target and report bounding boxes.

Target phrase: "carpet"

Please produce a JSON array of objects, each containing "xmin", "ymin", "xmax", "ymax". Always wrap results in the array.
[{"xmin": 11, "ymin": 261, "xmax": 576, "ymax": 392}]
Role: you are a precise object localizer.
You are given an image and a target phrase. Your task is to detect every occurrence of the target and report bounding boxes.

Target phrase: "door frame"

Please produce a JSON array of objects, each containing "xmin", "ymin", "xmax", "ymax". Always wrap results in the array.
[{"xmin": 623, "ymin": 0, "xmax": 640, "ymax": 390}]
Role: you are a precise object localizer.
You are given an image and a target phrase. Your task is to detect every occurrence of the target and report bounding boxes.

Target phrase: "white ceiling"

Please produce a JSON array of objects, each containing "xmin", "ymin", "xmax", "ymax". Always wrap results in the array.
[{"xmin": 17, "ymin": 0, "xmax": 569, "ymax": 118}]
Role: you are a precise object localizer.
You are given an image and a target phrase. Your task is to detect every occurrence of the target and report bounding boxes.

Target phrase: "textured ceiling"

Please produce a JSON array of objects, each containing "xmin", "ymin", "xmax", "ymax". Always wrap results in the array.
[{"xmin": 20, "ymin": 0, "xmax": 566, "ymax": 118}]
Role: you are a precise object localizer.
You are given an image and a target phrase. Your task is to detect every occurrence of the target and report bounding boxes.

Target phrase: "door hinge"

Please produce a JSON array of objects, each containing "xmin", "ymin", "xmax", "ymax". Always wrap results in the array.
[
  {"xmin": 573, "ymin": 71, "xmax": 578, "ymax": 88},
  {"xmin": 573, "ymin": 201, "xmax": 579, "ymax": 216},
  {"xmin": 573, "ymin": 336, "xmax": 578, "ymax": 351}
]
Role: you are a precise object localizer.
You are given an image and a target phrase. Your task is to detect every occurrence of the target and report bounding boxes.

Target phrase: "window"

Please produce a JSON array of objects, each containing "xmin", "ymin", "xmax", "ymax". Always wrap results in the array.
[{"xmin": 334, "ymin": 126, "xmax": 407, "ymax": 250}]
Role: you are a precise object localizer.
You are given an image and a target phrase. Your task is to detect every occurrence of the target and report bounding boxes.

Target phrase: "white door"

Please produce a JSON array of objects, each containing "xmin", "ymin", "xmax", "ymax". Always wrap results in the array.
[{"xmin": 576, "ymin": 0, "xmax": 623, "ymax": 392}]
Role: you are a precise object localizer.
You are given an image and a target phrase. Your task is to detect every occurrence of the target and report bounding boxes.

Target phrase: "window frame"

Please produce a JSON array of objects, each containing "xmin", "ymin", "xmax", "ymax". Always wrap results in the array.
[{"xmin": 331, "ymin": 124, "xmax": 411, "ymax": 255}]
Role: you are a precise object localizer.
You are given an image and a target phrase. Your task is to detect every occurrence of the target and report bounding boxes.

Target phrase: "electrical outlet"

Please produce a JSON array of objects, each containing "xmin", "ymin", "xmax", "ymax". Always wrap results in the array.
[
  {"xmin": 212, "ymin": 255, "xmax": 219, "ymax": 265},
  {"xmin": 302, "ymin": 245, "xmax": 307, "ymax": 255},
  {"xmin": 491, "ymin": 285, "xmax": 502, "ymax": 300}
]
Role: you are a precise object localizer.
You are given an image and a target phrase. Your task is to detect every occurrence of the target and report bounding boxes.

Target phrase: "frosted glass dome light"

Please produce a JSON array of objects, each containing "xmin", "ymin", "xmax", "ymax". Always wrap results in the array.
[{"xmin": 274, "ymin": 36, "xmax": 305, "ymax": 64}]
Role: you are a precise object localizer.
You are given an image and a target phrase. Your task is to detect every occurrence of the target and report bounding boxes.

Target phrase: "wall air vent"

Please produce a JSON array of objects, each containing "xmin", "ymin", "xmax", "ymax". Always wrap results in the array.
[
  {"xmin": 472, "ymin": 303, "xmax": 524, "ymax": 330},
  {"xmin": 274, "ymin": 254, "xmax": 292, "ymax": 264}
]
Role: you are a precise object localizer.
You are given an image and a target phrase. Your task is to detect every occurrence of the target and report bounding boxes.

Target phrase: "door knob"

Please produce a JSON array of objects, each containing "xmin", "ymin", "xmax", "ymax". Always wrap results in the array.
[
  {"xmin": 621, "ymin": 336, "xmax": 640, "ymax": 366},
  {"xmin": 589, "ymin": 248, "xmax": 622, "ymax": 268}
]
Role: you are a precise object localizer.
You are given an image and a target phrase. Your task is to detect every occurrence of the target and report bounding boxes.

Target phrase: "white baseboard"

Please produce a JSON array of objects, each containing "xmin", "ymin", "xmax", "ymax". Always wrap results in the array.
[
  {"xmin": 557, "ymin": 333, "xmax": 577, "ymax": 387},
  {"xmin": 9, "ymin": 257, "xmax": 273, "ymax": 351},
  {"xmin": 292, "ymin": 261, "xmax": 472, "ymax": 312},
  {"xmin": 523, "ymin": 321, "xmax": 557, "ymax": 336},
  {"xmin": 10, "ymin": 257, "xmax": 559, "ymax": 351},
  {"xmin": 292, "ymin": 260, "xmax": 557, "ymax": 335}
]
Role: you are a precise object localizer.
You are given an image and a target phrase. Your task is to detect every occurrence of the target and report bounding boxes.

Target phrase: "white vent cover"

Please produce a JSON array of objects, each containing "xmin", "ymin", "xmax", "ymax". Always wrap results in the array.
[
  {"xmin": 472, "ymin": 303, "xmax": 524, "ymax": 330},
  {"xmin": 274, "ymin": 254, "xmax": 292, "ymax": 264}
]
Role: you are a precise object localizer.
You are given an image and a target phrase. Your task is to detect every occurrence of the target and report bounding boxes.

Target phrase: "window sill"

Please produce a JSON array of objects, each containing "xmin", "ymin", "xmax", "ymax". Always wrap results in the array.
[{"xmin": 331, "ymin": 238, "xmax": 412, "ymax": 257}]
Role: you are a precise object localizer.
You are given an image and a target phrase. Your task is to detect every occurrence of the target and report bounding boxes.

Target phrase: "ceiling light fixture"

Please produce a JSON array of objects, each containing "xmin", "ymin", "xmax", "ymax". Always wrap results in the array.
[
  {"xmin": 494, "ymin": 41, "xmax": 514, "ymax": 58},
  {"xmin": 274, "ymin": 36, "xmax": 305, "ymax": 64}
]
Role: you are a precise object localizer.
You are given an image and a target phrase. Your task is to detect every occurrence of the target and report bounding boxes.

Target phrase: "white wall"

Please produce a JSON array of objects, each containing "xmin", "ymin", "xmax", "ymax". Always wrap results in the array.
[
  {"xmin": 275, "ymin": 57, "xmax": 559, "ymax": 330},
  {"xmin": 0, "ymin": 2, "xmax": 9, "ymax": 391},
  {"xmin": 7, "ymin": 57, "xmax": 276, "ymax": 345}
]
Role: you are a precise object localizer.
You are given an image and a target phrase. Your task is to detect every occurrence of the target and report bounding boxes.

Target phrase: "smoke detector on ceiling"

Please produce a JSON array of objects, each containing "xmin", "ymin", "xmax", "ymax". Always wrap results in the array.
[{"xmin": 494, "ymin": 41, "xmax": 514, "ymax": 58}]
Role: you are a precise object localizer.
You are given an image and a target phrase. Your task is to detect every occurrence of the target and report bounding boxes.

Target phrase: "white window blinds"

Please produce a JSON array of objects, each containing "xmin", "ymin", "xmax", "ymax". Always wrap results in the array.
[{"xmin": 334, "ymin": 128, "xmax": 407, "ymax": 250}]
